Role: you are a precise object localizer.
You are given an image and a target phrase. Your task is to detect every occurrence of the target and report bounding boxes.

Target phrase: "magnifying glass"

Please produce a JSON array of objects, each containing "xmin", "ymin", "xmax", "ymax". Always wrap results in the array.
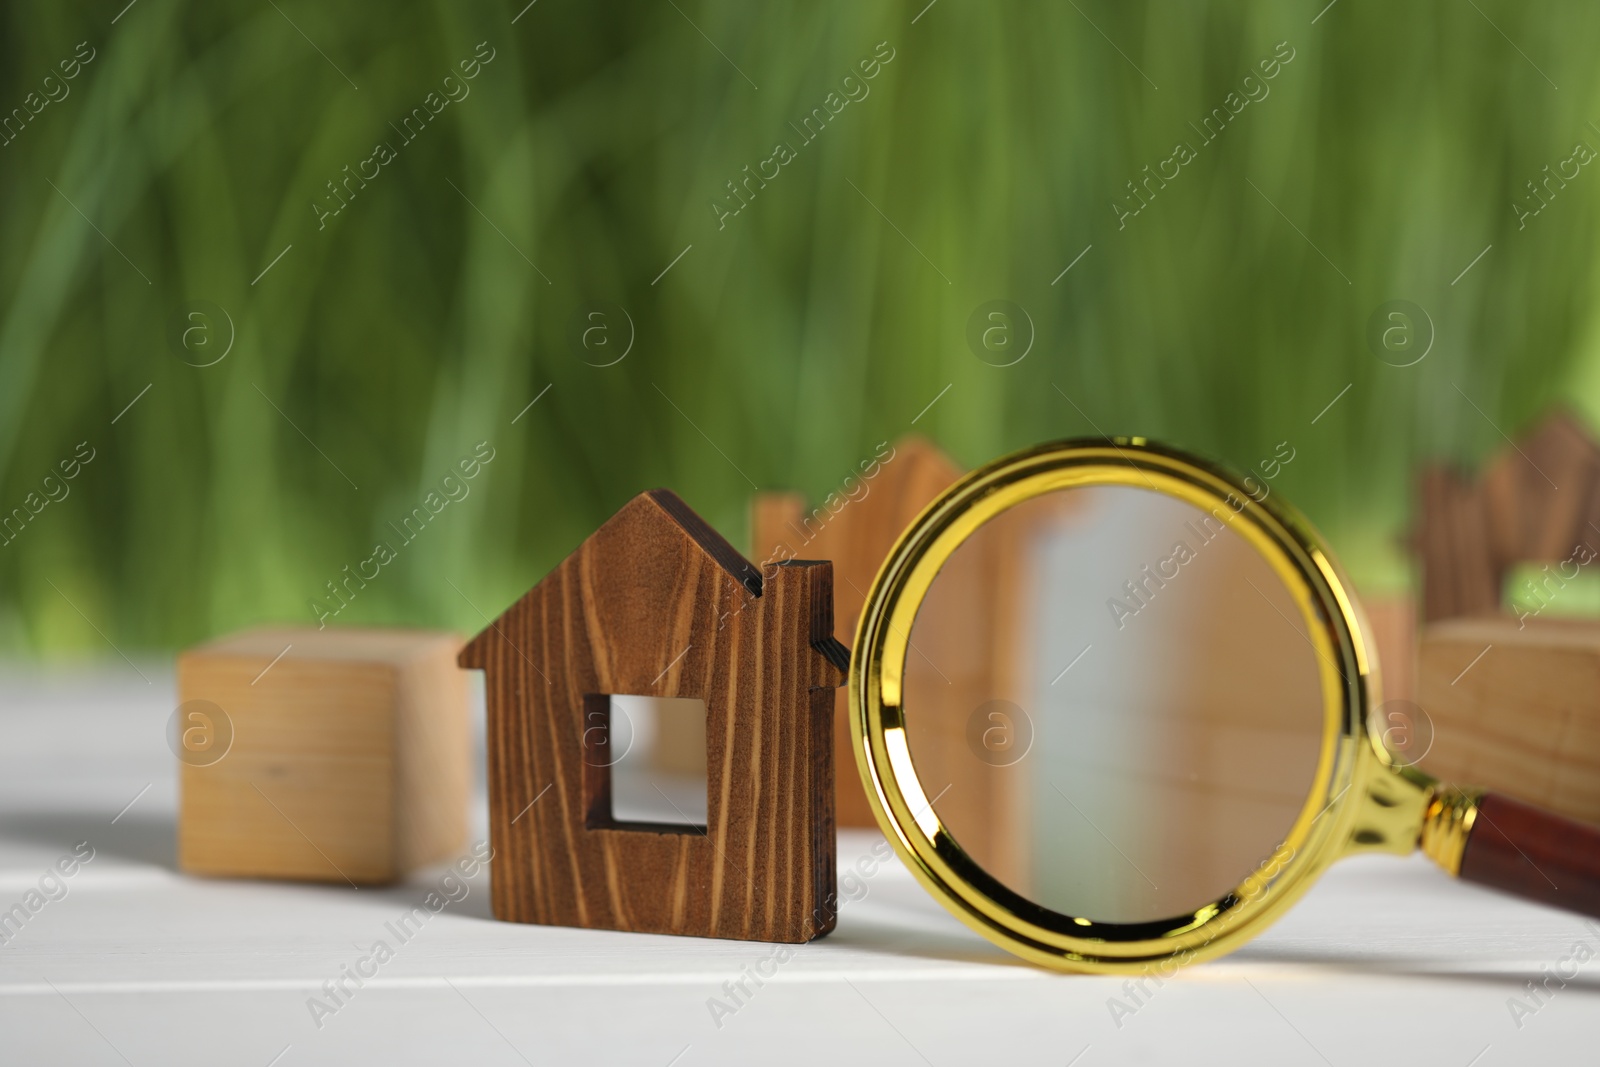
[{"xmin": 850, "ymin": 437, "xmax": 1600, "ymax": 972}]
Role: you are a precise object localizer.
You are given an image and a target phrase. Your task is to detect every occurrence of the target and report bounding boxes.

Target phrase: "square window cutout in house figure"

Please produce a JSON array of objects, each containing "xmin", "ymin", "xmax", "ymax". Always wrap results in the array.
[{"xmin": 584, "ymin": 694, "xmax": 709, "ymax": 830}]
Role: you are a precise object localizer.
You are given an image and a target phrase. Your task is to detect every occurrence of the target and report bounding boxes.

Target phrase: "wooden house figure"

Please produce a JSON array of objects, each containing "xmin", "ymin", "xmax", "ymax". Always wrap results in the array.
[
  {"xmin": 1415, "ymin": 409, "xmax": 1600, "ymax": 622},
  {"xmin": 459, "ymin": 489, "xmax": 847, "ymax": 943}
]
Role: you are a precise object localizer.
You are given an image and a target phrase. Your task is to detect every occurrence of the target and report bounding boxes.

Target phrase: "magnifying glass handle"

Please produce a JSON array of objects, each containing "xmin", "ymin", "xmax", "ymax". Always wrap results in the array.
[{"xmin": 1457, "ymin": 793, "xmax": 1600, "ymax": 919}]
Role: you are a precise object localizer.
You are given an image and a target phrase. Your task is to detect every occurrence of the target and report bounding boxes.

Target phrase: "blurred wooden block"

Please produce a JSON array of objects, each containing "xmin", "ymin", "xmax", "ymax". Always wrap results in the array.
[
  {"xmin": 1363, "ymin": 593, "xmax": 1416, "ymax": 703},
  {"xmin": 177, "ymin": 627, "xmax": 470, "ymax": 885},
  {"xmin": 1415, "ymin": 465, "xmax": 1498, "ymax": 622},
  {"xmin": 1418, "ymin": 616, "xmax": 1600, "ymax": 826},
  {"xmin": 750, "ymin": 436, "xmax": 963, "ymax": 827}
]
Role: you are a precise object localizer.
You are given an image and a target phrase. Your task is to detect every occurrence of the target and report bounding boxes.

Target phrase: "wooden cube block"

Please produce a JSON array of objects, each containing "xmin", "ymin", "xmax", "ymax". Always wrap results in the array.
[
  {"xmin": 1362, "ymin": 593, "xmax": 1416, "ymax": 703},
  {"xmin": 1418, "ymin": 616, "xmax": 1600, "ymax": 826},
  {"xmin": 177, "ymin": 627, "xmax": 470, "ymax": 885}
]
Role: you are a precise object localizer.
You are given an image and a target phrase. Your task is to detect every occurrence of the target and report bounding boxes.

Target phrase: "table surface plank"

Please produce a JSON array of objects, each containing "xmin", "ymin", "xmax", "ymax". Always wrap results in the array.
[{"xmin": 1, "ymin": 664, "xmax": 1596, "ymax": 1065}]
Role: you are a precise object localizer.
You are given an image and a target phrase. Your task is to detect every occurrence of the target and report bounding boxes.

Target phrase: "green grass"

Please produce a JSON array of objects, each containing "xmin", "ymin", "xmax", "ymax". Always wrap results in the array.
[{"xmin": 2, "ymin": 0, "xmax": 1599, "ymax": 653}]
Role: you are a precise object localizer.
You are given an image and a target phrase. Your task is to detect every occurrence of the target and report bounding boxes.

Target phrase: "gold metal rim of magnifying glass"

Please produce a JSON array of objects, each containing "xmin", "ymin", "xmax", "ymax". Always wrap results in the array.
[{"xmin": 849, "ymin": 437, "xmax": 1460, "ymax": 973}]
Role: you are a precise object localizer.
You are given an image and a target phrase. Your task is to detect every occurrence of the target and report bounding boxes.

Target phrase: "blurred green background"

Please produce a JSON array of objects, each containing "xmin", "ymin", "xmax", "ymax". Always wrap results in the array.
[{"xmin": 2, "ymin": 0, "xmax": 1598, "ymax": 654}]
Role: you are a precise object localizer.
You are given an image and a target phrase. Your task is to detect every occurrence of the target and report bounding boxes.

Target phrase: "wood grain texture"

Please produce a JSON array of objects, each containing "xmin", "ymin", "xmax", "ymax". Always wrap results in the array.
[
  {"xmin": 177, "ymin": 627, "xmax": 470, "ymax": 884},
  {"xmin": 459, "ymin": 489, "xmax": 844, "ymax": 943},
  {"xmin": 1415, "ymin": 465, "xmax": 1499, "ymax": 623},
  {"xmin": 1459, "ymin": 792, "xmax": 1600, "ymax": 919},
  {"xmin": 750, "ymin": 436, "xmax": 962, "ymax": 827},
  {"xmin": 1418, "ymin": 616, "xmax": 1600, "ymax": 826}
]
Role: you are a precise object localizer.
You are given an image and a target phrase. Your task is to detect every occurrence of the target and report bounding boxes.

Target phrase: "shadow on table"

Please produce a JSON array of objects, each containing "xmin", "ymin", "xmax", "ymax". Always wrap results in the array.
[
  {"xmin": 356, "ymin": 874, "xmax": 497, "ymax": 921},
  {"xmin": 0, "ymin": 809, "xmax": 176, "ymax": 869},
  {"xmin": 1240, "ymin": 943, "xmax": 1600, "ymax": 996},
  {"xmin": 0, "ymin": 811, "xmax": 508, "ymax": 927},
  {"xmin": 826, "ymin": 911, "xmax": 1037, "ymax": 971}
]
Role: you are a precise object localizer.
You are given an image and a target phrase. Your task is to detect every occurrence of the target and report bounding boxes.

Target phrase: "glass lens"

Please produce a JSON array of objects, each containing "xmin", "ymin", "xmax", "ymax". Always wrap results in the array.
[{"xmin": 901, "ymin": 484, "xmax": 1325, "ymax": 924}]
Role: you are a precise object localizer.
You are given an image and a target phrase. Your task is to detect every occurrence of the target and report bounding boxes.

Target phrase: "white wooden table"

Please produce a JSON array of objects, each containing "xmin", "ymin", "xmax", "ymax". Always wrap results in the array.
[{"xmin": 1, "ymin": 664, "xmax": 1595, "ymax": 1065}]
